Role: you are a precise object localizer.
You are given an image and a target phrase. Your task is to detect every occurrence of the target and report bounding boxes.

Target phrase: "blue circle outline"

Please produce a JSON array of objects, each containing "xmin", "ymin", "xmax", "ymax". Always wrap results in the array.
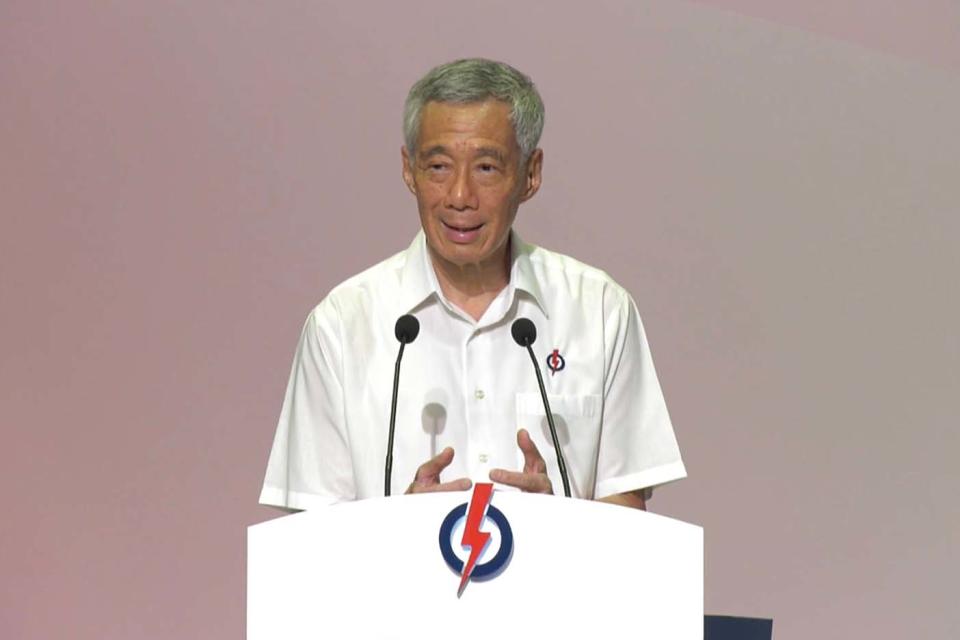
[
  {"xmin": 438, "ymin": 503, "xmax": 514, "ymax": 580},
  {"xmin": 546, "ymin": 352, "xmax": 566, "ymax": 372}
]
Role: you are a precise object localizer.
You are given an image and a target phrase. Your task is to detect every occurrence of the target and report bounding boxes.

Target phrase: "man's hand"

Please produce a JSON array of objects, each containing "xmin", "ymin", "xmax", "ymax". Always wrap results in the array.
[
  {"xmin": 489, "ymin": 429, "xmax": 554, "ymax": 494},
  {"xmin": 598, "ymin": 489, "xmax": 647, "ymax": 510},
  {"xmin": 405, "ymin": 447, "xmax": 472, "ymax": 494}
]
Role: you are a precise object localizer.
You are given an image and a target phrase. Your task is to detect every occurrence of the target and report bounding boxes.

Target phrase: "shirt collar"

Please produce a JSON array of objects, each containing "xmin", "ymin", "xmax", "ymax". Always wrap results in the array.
[
  {"xmin": 396, "ymin": 229, "xmax": 548, "ymax": 319},
  {"xmin": 509, "ymin": 230, "xmax": 549, "ymax": 318},
  {"xmin": 396, "ymin": 231, "xmax": 436, "ymax": 315}
]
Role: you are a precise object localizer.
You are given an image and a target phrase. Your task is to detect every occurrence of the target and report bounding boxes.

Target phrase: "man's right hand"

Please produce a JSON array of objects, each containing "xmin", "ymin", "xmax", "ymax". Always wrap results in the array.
[{"xmin": 405, "ymin": 447, "xmax": 472, "ymax": 494}]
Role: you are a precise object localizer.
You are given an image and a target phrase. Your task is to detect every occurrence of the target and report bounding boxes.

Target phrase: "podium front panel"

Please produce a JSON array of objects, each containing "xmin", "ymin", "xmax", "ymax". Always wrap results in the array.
[{"xmin": 249, "ymin": 491, "xmax": 702, "ymax": 639}]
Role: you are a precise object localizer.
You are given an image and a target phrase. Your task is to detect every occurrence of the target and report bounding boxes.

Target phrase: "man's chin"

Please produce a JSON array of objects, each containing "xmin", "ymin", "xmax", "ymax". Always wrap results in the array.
[
  {"xmin": 427, "ymin": 241, "xmax": 489, "ymax": 269},
  {"xmin": 438, "ymin": 250, "xmax": 487, "ymax": 269}
]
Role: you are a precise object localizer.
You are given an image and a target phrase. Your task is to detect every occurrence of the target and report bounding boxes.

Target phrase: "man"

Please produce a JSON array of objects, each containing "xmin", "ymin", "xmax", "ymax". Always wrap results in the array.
[{"xmin": 260, "ymin": 59, "xmax": 685, "ymax": 511}]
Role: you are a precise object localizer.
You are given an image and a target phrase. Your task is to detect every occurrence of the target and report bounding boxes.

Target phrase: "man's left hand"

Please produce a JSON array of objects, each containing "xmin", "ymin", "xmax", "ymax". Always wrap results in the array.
[{"xmin": 489, "ymin": 429, "xmax": 553, "ymax": 494}]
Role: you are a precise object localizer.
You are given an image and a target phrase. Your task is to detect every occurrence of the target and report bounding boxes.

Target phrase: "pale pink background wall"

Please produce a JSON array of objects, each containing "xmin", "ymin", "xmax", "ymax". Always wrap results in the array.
[{"xmin": 2, "ymin": 2, "xmax": 957, "ymax": 638}]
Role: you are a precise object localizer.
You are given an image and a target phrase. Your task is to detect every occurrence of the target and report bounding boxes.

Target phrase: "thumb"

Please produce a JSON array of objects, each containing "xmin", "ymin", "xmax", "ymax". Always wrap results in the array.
[{"xmin": 517, "ymin": 429, "xmax": 546, "ymax": 472}]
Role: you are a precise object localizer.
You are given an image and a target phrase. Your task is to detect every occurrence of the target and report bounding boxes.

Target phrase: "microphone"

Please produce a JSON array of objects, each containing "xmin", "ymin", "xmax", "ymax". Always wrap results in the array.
[
  {"xmin": 510, "ymin": 318, "xmax": 572, "ymax": 497},
  {"xmin": 385, "ymin": 314, "xmax": 420, "ymax": 496},
  {"xmin": 395, "ymin": 314, "xmax": 420, "ymax": 344}
]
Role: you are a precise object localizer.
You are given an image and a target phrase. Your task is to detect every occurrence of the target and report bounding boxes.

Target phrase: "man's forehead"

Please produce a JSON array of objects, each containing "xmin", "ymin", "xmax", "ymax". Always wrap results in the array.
[
  {"xmin": 422, "ymin": 97, "xmax": 511, "ymax": 114},
  {"xmin": 417, "ymin": 100, "xmax": 517, "ymax": 153}
]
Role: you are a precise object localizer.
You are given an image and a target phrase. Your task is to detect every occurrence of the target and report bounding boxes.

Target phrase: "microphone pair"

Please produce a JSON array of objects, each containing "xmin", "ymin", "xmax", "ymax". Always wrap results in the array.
[{"xmin": 385, "ymin": 315, "xmax": 571, "ymax": 498}]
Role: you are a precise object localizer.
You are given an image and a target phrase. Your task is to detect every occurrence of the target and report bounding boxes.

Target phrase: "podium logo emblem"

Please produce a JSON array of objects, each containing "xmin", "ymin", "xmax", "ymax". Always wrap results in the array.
[{"xmin": 438, "ymin": 483, "xmax": 514, "ymax": 597}]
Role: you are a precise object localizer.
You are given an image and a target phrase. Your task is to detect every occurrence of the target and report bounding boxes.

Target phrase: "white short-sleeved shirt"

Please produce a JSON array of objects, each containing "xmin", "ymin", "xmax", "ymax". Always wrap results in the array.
[{"xmin": 259, "ymin": 230, "xmax": 685, "ymax": 509}]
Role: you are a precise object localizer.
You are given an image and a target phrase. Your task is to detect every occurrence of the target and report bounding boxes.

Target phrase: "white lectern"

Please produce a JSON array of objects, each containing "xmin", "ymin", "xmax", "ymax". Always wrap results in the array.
[{"xmin": 248, "ymin": 491, "xmax": 702, "ymax": 639}]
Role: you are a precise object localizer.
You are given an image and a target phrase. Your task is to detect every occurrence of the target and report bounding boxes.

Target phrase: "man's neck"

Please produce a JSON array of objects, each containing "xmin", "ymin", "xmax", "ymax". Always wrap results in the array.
[{"xmin": 428, "ymin": 238, "xmax": 512, "ymax": 322}]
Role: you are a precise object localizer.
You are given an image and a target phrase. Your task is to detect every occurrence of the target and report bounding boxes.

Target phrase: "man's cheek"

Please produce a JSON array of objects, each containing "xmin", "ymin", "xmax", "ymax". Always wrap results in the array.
[{"xmin": 419, "ymin": 185, "xmax": 444, "ymax": 203}]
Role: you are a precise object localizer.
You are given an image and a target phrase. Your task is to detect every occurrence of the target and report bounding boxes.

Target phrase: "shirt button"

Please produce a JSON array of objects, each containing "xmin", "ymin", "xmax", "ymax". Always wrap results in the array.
[
  {"xmin": 478, "ymin": 454, "xmax": 489, "ymax": 463},
  {"xmin": 474, "ymin": 389, "xmax": 485, "ymax": 400}
]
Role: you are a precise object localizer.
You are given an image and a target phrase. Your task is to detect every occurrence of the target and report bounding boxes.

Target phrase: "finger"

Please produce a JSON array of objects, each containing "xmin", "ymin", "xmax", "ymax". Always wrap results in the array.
[
  {"xmin": 517, "ymin": 429, "xmax": 546, "ymax": 473},
  {"xmin": 414, "ymin": 447, "xmax": 456, "ymax": 481},
  {"xmin": 408, "ymin": 477, "xmax": 472, "ymax": 494},
  {"xmin": 489, "ymin": 468, "xmax": 552, "ymax": 494},
  {"xmin": 432, "ymin": 477, "xmax": 473, "ymax": 492}
]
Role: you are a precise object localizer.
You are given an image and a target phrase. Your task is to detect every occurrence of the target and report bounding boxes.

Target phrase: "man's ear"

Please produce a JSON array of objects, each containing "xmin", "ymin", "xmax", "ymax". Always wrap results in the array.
[
  {"xmin": 519, "ymin": 148, "xmax": 543, "ymax": 203},
  {"xmin": 401, "ymin": 146, "xmax": 417, "ymax": 195}
]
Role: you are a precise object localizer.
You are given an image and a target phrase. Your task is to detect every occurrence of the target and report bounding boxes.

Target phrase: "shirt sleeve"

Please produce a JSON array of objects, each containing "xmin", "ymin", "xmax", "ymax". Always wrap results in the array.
[
  {"xmin": 259, "ymin": 298, "xmax": 356, "ymax": 509},
  {"xmin": 594, "ymin": 285, "xmax": 686, "ymax": 500}
]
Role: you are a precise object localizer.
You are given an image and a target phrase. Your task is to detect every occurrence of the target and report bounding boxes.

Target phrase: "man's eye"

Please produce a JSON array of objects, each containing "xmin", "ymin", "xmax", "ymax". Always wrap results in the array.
[{"xmin": 478, "ymin": 164, "xmax": 496, "ymax": 172}]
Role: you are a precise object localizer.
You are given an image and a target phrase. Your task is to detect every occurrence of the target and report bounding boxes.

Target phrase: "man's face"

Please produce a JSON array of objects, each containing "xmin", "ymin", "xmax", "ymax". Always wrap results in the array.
[{"xmin": 402, "ymin": 100, "xmax": 542, "ymax": 271}]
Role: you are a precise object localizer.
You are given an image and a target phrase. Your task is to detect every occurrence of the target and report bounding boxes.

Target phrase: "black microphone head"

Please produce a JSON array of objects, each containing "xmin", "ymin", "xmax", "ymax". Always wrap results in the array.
[
  {"xmin": 394, "ymin": 314, "xmax": 420, "ymax": 344},
  {"xmin": 511, "ymin": 318, "xmax": 536, "ymax": 347}
]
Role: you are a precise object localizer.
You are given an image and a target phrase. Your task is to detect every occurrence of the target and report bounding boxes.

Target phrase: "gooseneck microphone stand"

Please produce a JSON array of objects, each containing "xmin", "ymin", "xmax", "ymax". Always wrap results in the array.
[
  {"xmin": 385, "ymin": 314, "xmax": 420, "ymax": 496},
  {"xmin": 511, "ymin": 318, "xmax": 571, "ymax": 498}
]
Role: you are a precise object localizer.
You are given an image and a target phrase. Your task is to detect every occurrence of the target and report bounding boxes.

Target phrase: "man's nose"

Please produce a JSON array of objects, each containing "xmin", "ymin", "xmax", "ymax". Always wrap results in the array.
[{"xmin": 445, "ymin": 167, "xmax": 478, "ymax": 210}]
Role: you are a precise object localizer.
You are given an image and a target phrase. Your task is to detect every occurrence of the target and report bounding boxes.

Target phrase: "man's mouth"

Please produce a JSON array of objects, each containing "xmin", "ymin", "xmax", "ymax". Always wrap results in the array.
[{"xmin": 442, "ymin": 221, "xmax": 484, "ymax": 233}]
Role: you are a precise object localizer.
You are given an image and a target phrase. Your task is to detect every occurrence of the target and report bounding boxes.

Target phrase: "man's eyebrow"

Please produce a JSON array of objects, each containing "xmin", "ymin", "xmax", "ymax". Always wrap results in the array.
[
  {"xmin": 419, "ymin": 145, "xmax": 449, "ymax": 159},
  {"xmin": 473, "ymin": 147, "xmax": 506, "ymax": 164},
  {"xmin": 417, "ymin": 146, "xmax": 506, "ymax": 164}
]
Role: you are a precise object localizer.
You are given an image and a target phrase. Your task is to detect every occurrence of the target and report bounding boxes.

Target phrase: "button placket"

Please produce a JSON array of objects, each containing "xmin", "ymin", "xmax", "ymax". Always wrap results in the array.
[{"xmin": 465, "ymin": 329, "xmax": 494, "ymax": 481}]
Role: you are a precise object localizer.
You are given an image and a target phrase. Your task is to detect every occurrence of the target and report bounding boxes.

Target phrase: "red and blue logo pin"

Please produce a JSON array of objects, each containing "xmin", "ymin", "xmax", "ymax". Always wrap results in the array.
[{"xmin": 546, "ymin": 349, "xmax": 565, "ymax": 375}]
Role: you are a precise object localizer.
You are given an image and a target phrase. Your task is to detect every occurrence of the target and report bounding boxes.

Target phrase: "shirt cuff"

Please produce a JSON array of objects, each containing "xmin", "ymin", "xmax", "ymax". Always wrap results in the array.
[
  {"xmin": 594, "ymin": 460, "xmax": 687, "ymax": 501},
  {"xmin": 258, "ymin": 485, "xmax": 345, "ymax": 511}
]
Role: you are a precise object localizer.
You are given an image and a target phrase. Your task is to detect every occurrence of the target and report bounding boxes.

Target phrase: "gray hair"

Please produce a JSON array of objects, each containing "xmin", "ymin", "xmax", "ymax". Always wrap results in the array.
[{"xmin": 403, "ymin": 58, "xmax": 545, "ymax": 161}]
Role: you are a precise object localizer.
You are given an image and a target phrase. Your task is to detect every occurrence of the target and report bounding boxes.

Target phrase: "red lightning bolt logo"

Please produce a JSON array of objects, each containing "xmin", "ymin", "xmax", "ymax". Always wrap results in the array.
[{"xmin": 458, "ymin": 482, "xmax": 494, "ymax": 598}]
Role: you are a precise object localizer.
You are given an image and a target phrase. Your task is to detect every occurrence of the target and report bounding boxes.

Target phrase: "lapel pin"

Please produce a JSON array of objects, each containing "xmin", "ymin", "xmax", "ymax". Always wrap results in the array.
[{"xmin": 546, "ymin": 349, "xmax": 566, "ymax": 375}]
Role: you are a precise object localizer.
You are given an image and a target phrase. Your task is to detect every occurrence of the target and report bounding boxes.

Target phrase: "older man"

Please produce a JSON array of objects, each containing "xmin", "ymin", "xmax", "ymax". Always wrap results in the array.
[{"xmin": 260, "ymin": 59, "xmax": 685, "ymax": 511}]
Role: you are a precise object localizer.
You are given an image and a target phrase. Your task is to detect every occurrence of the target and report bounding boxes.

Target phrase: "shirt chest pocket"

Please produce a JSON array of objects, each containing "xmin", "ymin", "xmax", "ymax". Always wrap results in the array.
[{"xmin": 514, "ymin": 392, "xmax": 602, "ymax": 449}]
